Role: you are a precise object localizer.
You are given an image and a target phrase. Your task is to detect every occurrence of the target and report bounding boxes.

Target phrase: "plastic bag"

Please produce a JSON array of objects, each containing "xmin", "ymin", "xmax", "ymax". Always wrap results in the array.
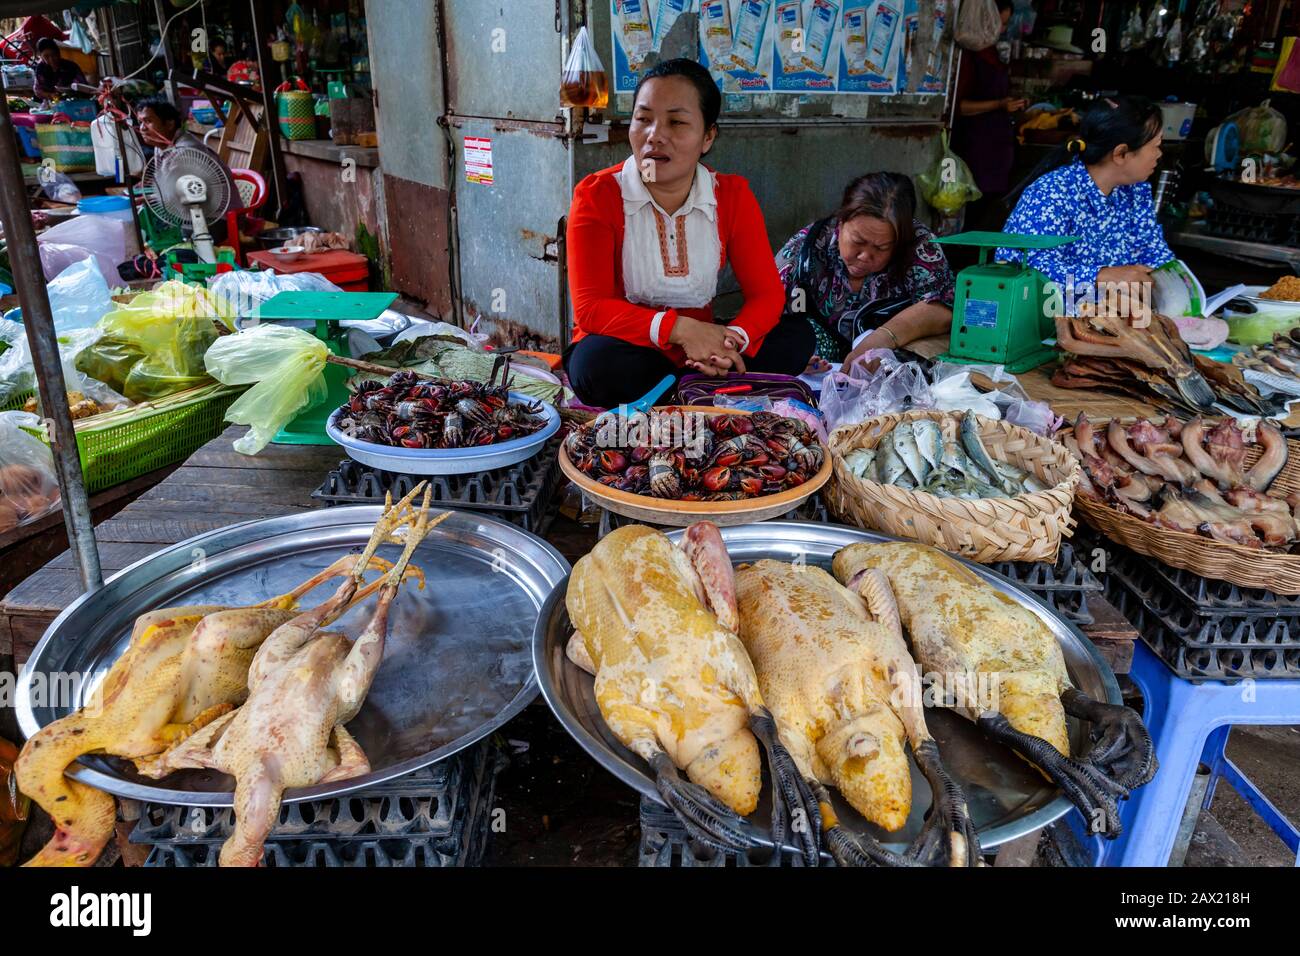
[
  {"xmin": 1227, "ymin": 100, "xmax": 1287, "ymax": 154},
  {"xmin": 204, "ymin": 325, "xmax": 330, "ymax": 455},
  {"xmin": 39, "ymin": 170, "xmax": 82, "ymax": 204},
  {"xmin": 37, "ymin": 214, "xmax": 129, "ymax": 282},
  {"xmin": 929, "ymin": 361, "xmax": 1058, "ymax": 434},
  {"xmin": 559, "ymin": 25, "xmax": 609, "ymax": 109},
  {"xmin": 46, "ymin": 258, "xmax": 114, "ymax": 332},
  {"xmin": 918, "ymin": 131, "xmax": 982, "ymax": 215},
  {"xmin": 955, "ymin": 0, "xmax": 1002, "ymax": 51},
  {"xmin": 208, "ymin": 269, "xmax": 341, "ymax": 316},
  {"xmin": 0, "ymin": 320, "xmax": 108, "ymax": 407},
  {"xmin": 0, "ymin": 410, "xmax": 62, "ymax": 533},
  {"xmin": 81, "ymin": 283, "xmax": 226, "ymax": 401},
  {"xmin": 819, "ymin": 350, "xmax": 934, "ymax": 432}
]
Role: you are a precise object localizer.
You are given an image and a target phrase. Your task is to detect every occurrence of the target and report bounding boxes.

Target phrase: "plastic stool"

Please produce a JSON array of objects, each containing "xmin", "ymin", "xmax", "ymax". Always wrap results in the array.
[{"xmin": 1068, "ymin": 640, "xmax": 1300, "ymax": 866}]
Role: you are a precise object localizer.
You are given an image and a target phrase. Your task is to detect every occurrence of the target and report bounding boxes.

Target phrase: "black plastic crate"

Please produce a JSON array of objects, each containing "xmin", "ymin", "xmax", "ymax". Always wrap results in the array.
[
  {"xmin": 1109, "ymin": 587, "xmax": 1300, "ymax": 681},
  {"xmin": 988, "ymin": 540, "xmax": 1103, "ymax": 627},
  {"xmin": 135, "ymin": 742, "xmax": 501, "ymax": 867},
  {"xmin": 312, "ymin": 434, "xmax": 562, "ymax": 535},
  {"xmin": 1202, "ymin": 205, "xmax": 1295, "ymax": 244}
]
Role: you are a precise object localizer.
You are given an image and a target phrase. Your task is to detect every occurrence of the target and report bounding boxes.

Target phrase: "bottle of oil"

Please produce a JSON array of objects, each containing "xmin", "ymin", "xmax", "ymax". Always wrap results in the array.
[{"xmin": 560, "ymin": 25, "xmax": 610, "ymax": 110}]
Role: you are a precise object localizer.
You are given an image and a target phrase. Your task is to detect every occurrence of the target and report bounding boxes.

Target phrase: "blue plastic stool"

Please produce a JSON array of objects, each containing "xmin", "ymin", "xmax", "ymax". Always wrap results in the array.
[{"xmin": 1069, "ymin": 640, "xmax": 1300, "ymax": 866}]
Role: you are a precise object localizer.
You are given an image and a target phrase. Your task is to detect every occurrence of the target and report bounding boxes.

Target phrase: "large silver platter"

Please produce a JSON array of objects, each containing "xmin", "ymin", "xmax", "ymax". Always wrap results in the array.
[
  {"xmin": 18, "ymin": 507, "xmax": 569, "ymax": 806},
  {"xmin": 533, "ymin": 521, "xmax": 1121, "ymax": 853}
]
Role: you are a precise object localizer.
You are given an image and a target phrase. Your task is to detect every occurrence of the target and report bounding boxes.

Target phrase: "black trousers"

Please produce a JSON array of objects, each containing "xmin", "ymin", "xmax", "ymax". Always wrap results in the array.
[{"xmin": 563, "ymin": 317, "xmax": 816, "ymax": 409}]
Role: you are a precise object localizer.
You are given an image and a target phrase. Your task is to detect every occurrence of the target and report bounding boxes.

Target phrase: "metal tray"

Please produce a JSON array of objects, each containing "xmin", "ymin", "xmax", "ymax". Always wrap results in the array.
[
  {"xmin": 533, "ymin": 521, "xmax": 1121, "ymax": 853},
  {"xmin": 17, "ymin": 507, "xmax": 569, "ymax": 806},
  {"xmin": 326, "ymin": 394, "xmax": 560, "ymax": 475}
]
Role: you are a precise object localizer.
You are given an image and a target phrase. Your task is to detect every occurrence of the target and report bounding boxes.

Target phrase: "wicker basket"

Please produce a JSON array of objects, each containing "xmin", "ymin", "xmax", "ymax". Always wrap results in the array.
[
  {"xmin": 826, "ymin": 410, "xmax": 1081, "ymax": 564},
  {"xmin": 1070, "ymin": 419, "xmax": 1300, "ymax": 594}
]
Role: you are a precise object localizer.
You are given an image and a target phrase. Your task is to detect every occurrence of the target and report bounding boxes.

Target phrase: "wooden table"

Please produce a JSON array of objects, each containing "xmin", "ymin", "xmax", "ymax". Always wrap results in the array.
[{"xmin": 0, "ymin": 427, "xmax": 340, "ymax": 669}]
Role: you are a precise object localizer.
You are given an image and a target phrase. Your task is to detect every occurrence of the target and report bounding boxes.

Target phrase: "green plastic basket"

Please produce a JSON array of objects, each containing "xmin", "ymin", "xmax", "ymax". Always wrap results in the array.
[{"xmin": 2, "ymin": 385, "xmax": 242, "ymax": 494}]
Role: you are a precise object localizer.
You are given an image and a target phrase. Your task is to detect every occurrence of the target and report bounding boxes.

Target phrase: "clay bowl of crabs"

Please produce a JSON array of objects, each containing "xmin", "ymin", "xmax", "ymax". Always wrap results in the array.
[
  {"xmin": 560, "ymin": 406, "xmax": 832, "ymax": 527},
  {"xmin": 1065, "ymin": 413, "xmax": 1300, "ymax": 593}
]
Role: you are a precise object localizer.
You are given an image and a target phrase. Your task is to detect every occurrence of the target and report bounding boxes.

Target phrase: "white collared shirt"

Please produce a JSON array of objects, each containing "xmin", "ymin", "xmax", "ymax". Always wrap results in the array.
[{"xmin": 617, "ymin": 156, "xmax": 732, "ymax": 349}]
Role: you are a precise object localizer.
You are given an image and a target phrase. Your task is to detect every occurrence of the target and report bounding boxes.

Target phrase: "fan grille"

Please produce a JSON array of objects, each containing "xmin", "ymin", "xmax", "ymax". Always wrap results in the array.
[{"xmin": 139, "ymin": 146, "xmax": 233, "ymax": 226}]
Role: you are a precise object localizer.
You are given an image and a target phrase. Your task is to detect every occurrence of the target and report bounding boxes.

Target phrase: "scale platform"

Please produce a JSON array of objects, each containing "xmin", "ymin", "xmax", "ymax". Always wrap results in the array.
[
  {"xmin": 934, "ymin": 231, "xmax": 1078, "ymax": 374},
  {"xmin": 258, "ymin": 290, "xmax": 398, "ymax": 446}
]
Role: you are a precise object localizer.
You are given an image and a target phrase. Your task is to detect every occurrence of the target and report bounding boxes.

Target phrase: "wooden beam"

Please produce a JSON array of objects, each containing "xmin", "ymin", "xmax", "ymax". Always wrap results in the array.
[{"xmin": 250, "ymin": 0, "xmax": 287, "ymax": 217}]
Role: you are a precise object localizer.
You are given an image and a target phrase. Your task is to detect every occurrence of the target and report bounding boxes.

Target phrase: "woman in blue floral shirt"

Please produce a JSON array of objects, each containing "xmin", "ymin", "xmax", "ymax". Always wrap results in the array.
[
  {"xmin": 776, "ymin": 173, "xmax": 956, "ymax": 371},
  {"xmin": 1000, "ymin": 97, "xmax": 1173, "ymax": 306}
]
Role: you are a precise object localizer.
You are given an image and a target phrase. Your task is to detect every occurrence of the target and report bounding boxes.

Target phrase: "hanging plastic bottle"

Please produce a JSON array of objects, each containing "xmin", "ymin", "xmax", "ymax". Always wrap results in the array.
[{"xmin": 560, "ymin": 25, "xmax": 610, "ymax": 109}]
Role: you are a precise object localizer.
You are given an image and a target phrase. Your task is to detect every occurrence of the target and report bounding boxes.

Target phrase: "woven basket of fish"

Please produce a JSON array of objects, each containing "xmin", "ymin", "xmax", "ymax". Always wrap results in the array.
[
  {"xmin": 826, "ymin": 410, "xmax": 1080, "ymax": 564},
  {"xmin": 1065, "ymin": 414, "xmax": 1300, "ymax": 594}
]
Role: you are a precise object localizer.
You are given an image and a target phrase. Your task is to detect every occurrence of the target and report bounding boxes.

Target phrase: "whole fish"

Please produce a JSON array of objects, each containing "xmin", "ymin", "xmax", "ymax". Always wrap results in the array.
[
  {"xmin": 913, "ymin": 420, "xmax": 945, "ymax": 473},
  {"xmin": 891, "ymin": 422, "xmax": 930, "ymax": 485},
  {"xmin": 941, "ymin": 435, "xmax": 993, "ymax": 485},
  {"xmin": 846, "ymin": 448, "xmax": 878, "ymax": 481},
  {"xmin": 960, "ymin": 414, "xmax": 1017, "ymax": 495},
  {"xmin": 877, "ymin": 431, "xmax": 909, "ymax": 486}
]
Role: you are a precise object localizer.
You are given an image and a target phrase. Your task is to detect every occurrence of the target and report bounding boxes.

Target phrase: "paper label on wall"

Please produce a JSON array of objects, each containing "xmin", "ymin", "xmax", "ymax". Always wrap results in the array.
[
  {"xmin": 839, "ymin": 0, "xmax": 903, "ymax": 92},
  {"xmin": 699, "ymin": 0, "xmax": 775, "ymax": 93},
  {"xmin": 465, "ymin": 136, "xmax": 494, "ymax": 185},
  {"xmin": 773, "ymin": 0, "xmax": 841, "ymax": 91},
  {"xmin": 901, "ymin": 0, "xmax": 949, "ymax": 93},
  {"xmin": 612, "ymin": 0, "xmax": 697, "ymax": 93}
]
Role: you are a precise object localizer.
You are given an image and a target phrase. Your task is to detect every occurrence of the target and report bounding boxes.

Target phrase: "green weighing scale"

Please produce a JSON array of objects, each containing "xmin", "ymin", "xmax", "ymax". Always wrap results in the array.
[
  {"xmin": 256, "ymin": 290, "xmax": 398, "ymax": 445},
  {"xmin": 933, "ymin": 231, "xmax": 1079, "ymax": 374}
]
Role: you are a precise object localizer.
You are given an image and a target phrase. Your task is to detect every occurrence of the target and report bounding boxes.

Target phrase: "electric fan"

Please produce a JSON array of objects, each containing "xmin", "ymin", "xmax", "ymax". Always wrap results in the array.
[{"xmin": 138, "ymin": 146, "xmax": 233, "ymax": 263}]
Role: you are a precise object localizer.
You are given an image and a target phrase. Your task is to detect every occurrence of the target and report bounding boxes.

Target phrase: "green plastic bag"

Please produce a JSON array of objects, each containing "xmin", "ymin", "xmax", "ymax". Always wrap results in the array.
[
  {"xmin": 204, "ymin": 325, "xmax": 329, "ymax": 455},
  {"xmin": 81, "ymin": 282, "xmax": 230, "ymax": 402},
  {"xmin": 918, "ymin": 131, "xmax": 982, "ymax": 216}
]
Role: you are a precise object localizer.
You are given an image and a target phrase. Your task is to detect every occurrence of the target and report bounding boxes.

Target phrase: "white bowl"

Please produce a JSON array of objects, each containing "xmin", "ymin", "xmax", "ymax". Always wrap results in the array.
[
  {"xmin": 326, "ymin": 393, "xmax": 560, "ymax": 475},
  {"xmin": 270, "ymin": 244, "xmax": 305, "ymax": 263}
]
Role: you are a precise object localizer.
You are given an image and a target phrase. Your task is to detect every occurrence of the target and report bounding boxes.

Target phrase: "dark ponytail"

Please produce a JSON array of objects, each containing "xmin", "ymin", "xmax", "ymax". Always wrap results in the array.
[{"xmin": 1005, "ymin": 95, "xmax": 1163, "ymax": 202}]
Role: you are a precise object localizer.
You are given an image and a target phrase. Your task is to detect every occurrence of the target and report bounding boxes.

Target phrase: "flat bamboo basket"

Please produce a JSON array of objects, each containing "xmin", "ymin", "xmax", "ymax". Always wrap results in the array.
[
  {"xmin": 1069, "ymin": 418, "xmax": 1300, "ymax": 594},
  {"xmin": 559, "ymin": 405, "xmax": 832, "ymax": 527},
  {"xmin": 826, "ymin": 410, "xmax": 1081, "ymax": 564}
]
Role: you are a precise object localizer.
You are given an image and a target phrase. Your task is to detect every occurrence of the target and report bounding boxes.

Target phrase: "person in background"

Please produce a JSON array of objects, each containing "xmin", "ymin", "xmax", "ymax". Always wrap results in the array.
[
  {"xmin": 950, "ymin": 0, "xmax": 1025, "ymax": 232},
  {"xmin": 205, "ymin": 38, "xmax": 230, "ymax": 78},
  {"xmin": 564, "ymin": 58, "xmax": 811, "ymax": 409},
  {"xmin": 33, "ymin": 37, "xmax": 87, "ymax": 101},
  {"xmin": 999, "ymin": 96, "xmax": 1172, "ymax": 308},
  {"xmin": 775, "ymin": 172, "xmax": 955, "ymax": 372},
  {"xmin": 135, "ymin": 97, "xmax": 236, "ymax": 239}
]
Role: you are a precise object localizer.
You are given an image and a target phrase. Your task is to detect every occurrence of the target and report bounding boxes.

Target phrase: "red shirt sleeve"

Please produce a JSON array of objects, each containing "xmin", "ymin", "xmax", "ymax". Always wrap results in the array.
[
  {"xmin": 566, "ymin": 172, "xmax": 675, "ymax": 350},
  {"xmin": 721, "ymin": 177, "xmax": 785, "ymax": 357}
]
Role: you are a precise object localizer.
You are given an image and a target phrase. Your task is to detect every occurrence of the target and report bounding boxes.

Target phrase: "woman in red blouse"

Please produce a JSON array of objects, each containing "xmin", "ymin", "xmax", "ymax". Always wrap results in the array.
[{"xmin": 563, "ymin": 58, "xmax": 814, "ymax": 408}]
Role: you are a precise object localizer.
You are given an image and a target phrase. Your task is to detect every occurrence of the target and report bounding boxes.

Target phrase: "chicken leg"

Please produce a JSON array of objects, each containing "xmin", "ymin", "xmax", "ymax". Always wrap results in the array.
[
  {"xmin": 832, "ymin": 542, "xmax": 1157, "ymax": 839},
  {"xmin": 566, "ymin": 522, "xmax": 821, "ymax": 864}
]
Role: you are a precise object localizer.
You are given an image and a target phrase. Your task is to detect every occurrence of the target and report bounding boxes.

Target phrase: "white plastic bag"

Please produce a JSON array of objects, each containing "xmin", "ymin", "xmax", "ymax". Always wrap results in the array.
[
  {"xmin": 955, "ymin": 0, "xmax": 1002, "ymax": 51},
  {"xmin": 37, "ymin": 215, "xmax": 129, "ymax": 282},
  {"xmin": 208, "ymin": 269, "xmax": 342, "ymax": 315},
  {"xmin": 40, "ymin": 171, "xmax": 82, "ymax": 204},
  {"xmin": 0, "ymin": 411, "xmax": 61, "ymax": 532},
  {"xmin": 820, "ymin": 350, "xmax": 935, "ymax": 432},
  {"xmin": 0, "ymin": 319, "xmax": 127, "ymax": 410},
  {"xmin": 46, "ymin": 259, "xmax": 114, "ymax": 332}
]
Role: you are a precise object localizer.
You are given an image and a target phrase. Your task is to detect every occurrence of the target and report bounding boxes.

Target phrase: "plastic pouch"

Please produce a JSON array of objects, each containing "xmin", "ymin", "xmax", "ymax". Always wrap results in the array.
[
  {"xmin": 560, "ymin": 25, "xmax": 609, "ymax": 108},
  {"xmin": 204, "ymin": 324, "xmax": 330, "ymax": 455},
  {"xmin": 919, "ymin": 131, "xmax": 982, "ymax": 215},
  {"xmin": 819, "ymin": 349, "xmax": 935, "ymax": 432},
  {"xmin": 954, "ymin": 0, "xmax": 1002, "ymax": 50},
  {"xmin": 46, "ymin": 258, "xmax": 113, "ymax": 332},
  {"xmin": 0, "ymin": 410, "xmax": 62, "ymax": 533}
]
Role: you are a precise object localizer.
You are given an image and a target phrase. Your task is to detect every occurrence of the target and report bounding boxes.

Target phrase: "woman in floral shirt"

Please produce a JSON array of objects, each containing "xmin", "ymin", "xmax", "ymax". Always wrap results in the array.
[
  {"xmin": 776, "ymin": 173, "xmax": 956, "ymax": 370},
  {"xmin": 1000, "ymin": 97, "xmax": 1173, "ymax": 307}
]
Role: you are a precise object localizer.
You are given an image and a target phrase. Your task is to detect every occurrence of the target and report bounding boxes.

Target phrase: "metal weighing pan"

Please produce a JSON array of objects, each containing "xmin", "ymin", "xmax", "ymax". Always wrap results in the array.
[
  {"xmin": 18, "ymin": 507, "xmax": 569, "ymax": 806},
  {"xmin": 533, "ymin": 521, "xmax": 1122, "ymax": 854}
]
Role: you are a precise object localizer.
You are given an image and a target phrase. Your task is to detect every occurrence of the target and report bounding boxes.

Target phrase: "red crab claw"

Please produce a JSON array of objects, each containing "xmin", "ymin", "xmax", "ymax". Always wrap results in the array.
[
  {"xmin": 701, "ymin": 466, "xmax": 732, "ymax": 492},
  {"xmin": 599, "ymin": 450, "xmax": 628, "ymax": 473},
  {"xmin": 739, "ymin": 474, "xmax": 765, "ymax": 496}
]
